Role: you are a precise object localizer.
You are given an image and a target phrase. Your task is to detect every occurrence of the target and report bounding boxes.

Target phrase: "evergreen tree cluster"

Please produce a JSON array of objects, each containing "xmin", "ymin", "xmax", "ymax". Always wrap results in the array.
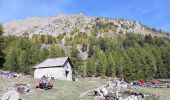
[
  {"xmin": 1, "ymin": 35, "xmax": 65, "ymax": 74},
  {"xmin": 86, "ymin": 33, "xmax": 170, "ymax": 81},
  {"xmin": 0, "ymin": 23, "xmax": 170, "ymax": 81}
]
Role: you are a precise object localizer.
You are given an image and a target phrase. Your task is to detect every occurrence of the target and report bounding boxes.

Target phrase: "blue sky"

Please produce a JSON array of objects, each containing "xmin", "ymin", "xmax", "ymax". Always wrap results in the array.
[{"xmin": 0, "ymin": 0, "xmax": 170, "ymax": 32}]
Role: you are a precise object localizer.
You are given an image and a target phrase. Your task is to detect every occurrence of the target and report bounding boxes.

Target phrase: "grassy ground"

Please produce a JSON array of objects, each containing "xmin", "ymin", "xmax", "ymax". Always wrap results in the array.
[
  {"xmin": 1, "ymin": 77, "xmax": 170, "ymax": 100},
  {"xmin": 137, "ymin": 87, "xmax": 170, "ymax": 100},
  {"xmin": 0, "ymin": 76, "xmax": 106, "ymax": 100}
]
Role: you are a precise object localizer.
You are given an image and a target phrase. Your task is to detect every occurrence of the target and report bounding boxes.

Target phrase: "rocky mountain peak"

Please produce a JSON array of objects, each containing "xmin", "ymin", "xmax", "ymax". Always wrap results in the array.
[{"xmin": 3, "ymin": 13, "xmax": 169, "ymax": 37}]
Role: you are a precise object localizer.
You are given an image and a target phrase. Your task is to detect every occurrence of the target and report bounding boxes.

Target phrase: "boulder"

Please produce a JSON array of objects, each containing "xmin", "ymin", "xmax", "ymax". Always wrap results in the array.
[{"xmin": 1, "ymin": 90, "xmax": 20, "ymax": 100}]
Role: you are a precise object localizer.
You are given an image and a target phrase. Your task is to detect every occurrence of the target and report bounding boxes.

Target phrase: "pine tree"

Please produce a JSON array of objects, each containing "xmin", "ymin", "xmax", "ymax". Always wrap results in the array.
[
  {"xmin": 69, "ymin": 46, "xmax": 83, "ymax": 76},
  {"xmin": 31, "ymin": 34, "xmax": 39, "ymax": 44},
  {"xmin": 4, "ymin": 47, "xmax": 21, "ymax": 71},
  {"xmin": 44, "ymin": 35, "xmax": 49, "ymax": 44},
  {"xmin": 121, "ymin": 49, "xmax": 134, "ymax": 81},
  {"xmin": 106, "ymin": 52, "xmax": 115, "ymax": 77},
  {"xmin": 18, "ymin": 50, "xmax": 27, "ymax": 72},
  {"xmin": 49, "ymin": 43, "xmax": 57, "ymax": 58},
  {"xmin": 39, "ymin": 48, "xmax": 49, "ymax": 61},
  {"xmin": 126, "ymin": 47, "xmax": 142, "ymax": 80},
  {"xmin": 144, "ymin": 47, "xmax": 156, "ymax": 80},
  {"xmin": 162, "ymin": 46, "xmax": 170, "ymax": 78},
  {"xmin": 145, "ymin": 34, "xmax": 154, "ymax": 45},
  {"xmin": 86, "ymin": 58, "xmax": 95, "ymax": 77},
  {"xmin": 99, "ymin": 37, "xmax": 106, "ymax": 51},
  {"xmin": 49, "ymin": 43, "xmax": 65, "ymax": 58},
  {"xmin": 28, "ymin": 43, "xmax": 41, "ymax": 65},
  {"xmin": 113, "ymin": 50, "xmax": 124, "ymax": 78},
  {"xmin": 38, "ymin": 35, "xmax": 44, "ymax": 44},
  {"xmin": 96, "ymin": 52, "xmax": 107, "ymax": 76},
  {"xmin": 151, "ymin": 47, "xmax": 165, "ymax": 78}
]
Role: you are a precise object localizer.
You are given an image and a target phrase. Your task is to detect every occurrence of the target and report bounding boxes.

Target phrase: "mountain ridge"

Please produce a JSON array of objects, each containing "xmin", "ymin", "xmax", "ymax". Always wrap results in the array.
[{"xmin": 3, "ymin": 13, "xmax": 169, "ymax": 37}]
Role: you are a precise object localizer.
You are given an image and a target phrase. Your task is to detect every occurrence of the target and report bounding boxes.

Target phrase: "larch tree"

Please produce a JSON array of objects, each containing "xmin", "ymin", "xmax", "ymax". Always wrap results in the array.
[
  {"xmin": 86, "ymin": 57, "xmax": 96, "ymax": 77},
  {"xmin": 106, "ymin": 52, "xmax": 115, "ymax": 77}
]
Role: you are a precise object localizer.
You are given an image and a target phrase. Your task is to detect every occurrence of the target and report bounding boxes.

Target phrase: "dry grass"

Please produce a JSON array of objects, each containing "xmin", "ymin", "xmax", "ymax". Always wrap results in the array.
[
  {"xmin": 137, "ymin": 87, "xmax": 170, "ymax": 100},
  {"xmin": 1, "ymin": 76, "xmax": 170, "ymax": 100},
  {"xmin": 0, "ymin": 76, "xmax": 106, "ymax": 100}
]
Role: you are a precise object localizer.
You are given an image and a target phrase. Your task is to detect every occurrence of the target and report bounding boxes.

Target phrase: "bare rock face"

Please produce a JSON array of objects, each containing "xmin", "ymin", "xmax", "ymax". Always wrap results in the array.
[
  {"xmin": 3, "ymin": 14, "xmax": 94, "ymax": 36},
  {"xmin": 3, "ymin": 13, "xmax": 167, "ymax": 37}
]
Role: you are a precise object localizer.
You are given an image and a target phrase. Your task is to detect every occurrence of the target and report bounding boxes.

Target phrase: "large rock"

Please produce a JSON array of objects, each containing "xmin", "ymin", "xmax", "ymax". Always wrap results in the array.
[{"xmin": 1, "ymin": 90, "xmax": 20, "ymax": 100}]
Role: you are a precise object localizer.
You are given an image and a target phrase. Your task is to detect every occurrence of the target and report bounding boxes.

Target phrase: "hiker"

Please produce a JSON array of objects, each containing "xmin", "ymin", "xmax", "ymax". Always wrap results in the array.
[
  {"xmin": 36, "ymin": 75, "xmax": 53, "ymax": 89},
  {"xmin": 139, "ymin": 79, "xmax": 145, "ymax": 84},
  {"xmin": 139, "ymin": 78, "xmax": 146, "ymax": 87},
  {"xmin": 41, "ymin": 75, "xmax": 49, "ymax": 87},
  {"xmin": 152, "ymin": 79, "xmax": 158, "ymax": 86},
  {"xmin": 130, "ymin": 81, "xmax": 133, "ymax": 86}
]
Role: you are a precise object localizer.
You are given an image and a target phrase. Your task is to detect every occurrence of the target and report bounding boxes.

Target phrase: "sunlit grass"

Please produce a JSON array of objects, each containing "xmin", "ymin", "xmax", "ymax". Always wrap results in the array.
[{"xmin": 0, "ymin": 77, "xmax": 106, "ymax": 100}]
